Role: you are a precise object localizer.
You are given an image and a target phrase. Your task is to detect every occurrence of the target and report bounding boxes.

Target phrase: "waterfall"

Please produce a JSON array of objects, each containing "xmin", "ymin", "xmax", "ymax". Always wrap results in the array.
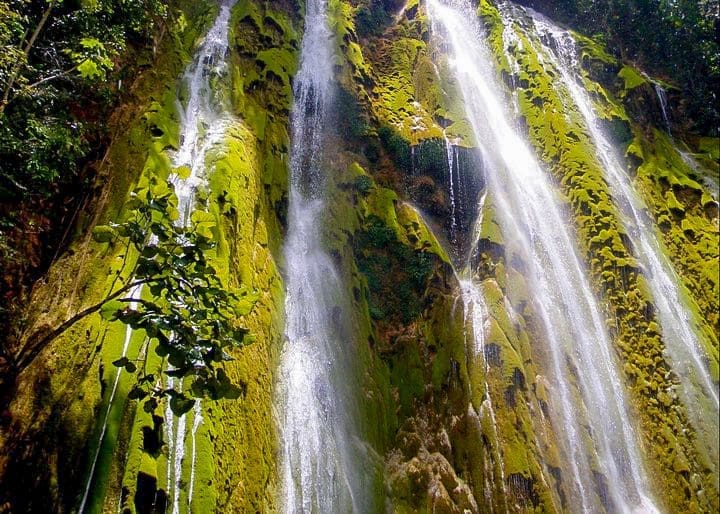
[
  {"xmin": 275, "ymin": 0, "xmax": 371, "ymax": 511},
  {"xmin": 522, "ymin": 6, "xmax": 719, "ymax": 474},
  {"xmin": 427, "ymin": 0, "xmax": 659, "ymax": 511},
  {"xmin": 163, "ymin": 1, "xmax": 236, "ymax": 510}
]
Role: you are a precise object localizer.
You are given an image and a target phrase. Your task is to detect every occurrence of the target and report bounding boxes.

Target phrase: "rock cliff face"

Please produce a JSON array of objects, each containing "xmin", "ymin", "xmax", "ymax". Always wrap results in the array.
[{"xmin": 0, "ymin": 0, "xmax": 717, "ymax": 513}]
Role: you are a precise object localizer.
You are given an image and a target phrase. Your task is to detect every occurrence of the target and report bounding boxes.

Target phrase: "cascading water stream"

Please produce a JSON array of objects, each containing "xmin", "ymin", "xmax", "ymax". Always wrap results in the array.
[
  {"xmin": 275, "ymin": 0, "xmax": 371, "ymax": 511},
  {"xmin": 443, "ymin": 130, "xmax": 460, "ymax": 241},
  {"xmin": 458, "ymin": 275, "xmax": 509, "ymax": 512},
  {"xmin": 520, "ymin": 7, "xmax": 719, "ymax": 471},
  {"xmin": 77, "ymin": 3, "xmax": 237, "ymax": 497},
  {"xmin": 427, "ymin": 0, "xmax": 659, "ymax": 511},
  {"xmin": 163, "ymin": 1, "xmax": 236, "ymax": 510}
]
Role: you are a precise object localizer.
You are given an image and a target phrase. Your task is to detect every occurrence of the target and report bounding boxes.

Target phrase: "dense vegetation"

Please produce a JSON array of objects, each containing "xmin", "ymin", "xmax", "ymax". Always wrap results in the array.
[
  {"xmin": 0, "ymin": 0, "xmax": 167, "ymax": 326},
  {"xmin": 517, "ymin": 0, "xmax": 719, "ymax": 133}
]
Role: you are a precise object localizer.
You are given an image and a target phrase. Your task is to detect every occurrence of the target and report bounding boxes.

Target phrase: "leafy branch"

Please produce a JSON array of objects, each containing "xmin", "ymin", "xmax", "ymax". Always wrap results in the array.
[{"xmin": 14, "ymin": 181, "xmax": 256, "ymax": 414}]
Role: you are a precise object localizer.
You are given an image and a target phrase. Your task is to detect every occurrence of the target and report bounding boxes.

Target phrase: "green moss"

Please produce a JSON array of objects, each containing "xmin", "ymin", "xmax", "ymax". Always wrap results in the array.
[
  {"xmin": 0, "ymin": 3, "xmax": 220, "ymax": 511},
  {"xmin": 697, "ymin": 136, "xmax": 719, "ymax": 160},
  {"xmin": 618, "ymin": 66, "xmax": 646, "ymax": 90},
  {"xmin": 478, "ymin": 199, "xmax": 504, "ymax": 247},
  {"xmin": 354, "ymin": 211, "xmax": 434, "ymax": 324},
  {"xmin": 255, "ymin": 47, "xmax": 297, "ymax": 104},
  {"xmin": 186, "ymin": 114, "xmax": 285, "ymax": 513},
  {"xmin": 396, "ymin": 202, "xmax": 450, "ymax": 262}
]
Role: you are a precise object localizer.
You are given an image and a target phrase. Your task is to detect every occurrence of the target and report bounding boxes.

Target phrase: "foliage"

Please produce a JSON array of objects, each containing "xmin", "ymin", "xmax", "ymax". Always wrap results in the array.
[
  {"xmin": 0, "ymin": 4, "xmax": 25, "ymax": 88},
  {"xmin": 0, "ymin": 0, "xmax": 168, "ymax": 198},
  {"xmin": 100, "ymin": 182, "xmax": 255, "ymax": 414},
  {"xmin": 378, "ymin": 125, "xmax": 411, "ymax": 172},
  {"xmin": 413, "ymin": 138, "xmax": 449, "ymax": 178},
  {"xmin": 355, "ymin": 0, "xmax": 392, "ymax": 38},
  {"xmin": 354, "ymin": 174, "xmax": 374, "ymax": 194},
  {"xmin": 355, "ymin": 215, "xmax": 433, "ymax": 323},
  {"xmin": 67, "ymin": 37, "xmax": 116, "ymax": 80},
  {"xmin": 0, "ymin": 0, "xmax": 171, "ymax": 339},
  {"xmin": 16, "ymin": 182, "xmax": 255, "ymax": 415},
  {"xmin": 335, "ymin": 86, "xmax": 367, "ymax": 140}
]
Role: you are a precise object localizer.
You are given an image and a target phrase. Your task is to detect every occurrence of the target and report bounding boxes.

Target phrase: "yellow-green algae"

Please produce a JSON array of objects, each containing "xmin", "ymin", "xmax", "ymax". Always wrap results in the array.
[
  {"xmin": 331, "ymin": 1, "xmax": 565, "ymax": 508},
  {"xmin": 337, "ymin": 166, "xmax": 479, "ymax": 511},
  {"xmin": 115, "ymin": 1, "xmax": 302, "ymax": 511},
  {"xmin": 0, "ymin": 0, "xmax": 298, "ymax": 511}
]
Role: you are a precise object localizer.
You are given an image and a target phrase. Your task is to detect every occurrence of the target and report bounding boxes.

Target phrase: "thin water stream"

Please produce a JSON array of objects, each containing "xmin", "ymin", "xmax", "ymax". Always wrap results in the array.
[
  {"xmin": 427, "ymin": 0, "xmax": 659, "ymax": 511},
  {"xmin": 78, "ymin": 285, "xmax": 142, "ymax": 513},
  {"xmin": 652, "ymin": 83, "xmax": 719, "ymax": 199},
  {"xmin": 519, "ymin": 7, "xmax": 719, "ymax": 473},
  {"xmin": 458, "ymin": 273, "xmax": 509, "ymax": 513},
  {"xmin": 654, "ymin": 84, "xmax": 672, "ymax": 135}
]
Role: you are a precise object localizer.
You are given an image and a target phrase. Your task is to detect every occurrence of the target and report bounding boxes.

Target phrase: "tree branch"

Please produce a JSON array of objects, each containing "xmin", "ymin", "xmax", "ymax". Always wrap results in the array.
[
  {"xmin": 22, "ymin": 62, "xmax": 81, "ymax": 92},
  {"xmin": 13, "ymin": 277, "xmax": 154, "ymax": 371}
]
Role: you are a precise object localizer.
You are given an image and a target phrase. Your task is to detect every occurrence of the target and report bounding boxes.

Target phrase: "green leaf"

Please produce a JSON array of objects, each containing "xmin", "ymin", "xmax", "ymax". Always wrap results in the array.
[
  {"xmin": 80, "ymin": 37, "xmax": 103, "ymax": 49},
  {"xmin": 191, "ymin": 211, "xmax": 216, "ymax": 239},
  {"xmin": 101, "ymin": 300, "xmax": 125, "ymax": 321},
  {"xmin": 242, "ymin": 334, "xmax": 257, "ymax": 345},
  {"xmin": 128, "ymin": 386, "xmax": 148, "ymax": 400},
  {"xmin": 125, "ymin": 196, "xmax": 143, "ymax": 210},
  {"xmin": 174, "ymin": 166, "xmax": 191, "ymax": 179},
  {"xmin": 142, "ymin": 245, "xmax": 159, "ymax": 258},
  {"xmin": 168, "ymin": 351, "xmax": 186, "ymax": 368},
  {"xmin": 77, "ymin": 59, "xmax": 103, "ymax": 80},
  {"xmin": 112, "ymin": 356, "xmax": 129, "ymax": 367},
  {"xmin": 143, "ymin": 397, "xmax": 159, "ymax": 414},
  {"xmin": 169, "ymin": 394, "xmax": 195, "ymax": 416}
]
